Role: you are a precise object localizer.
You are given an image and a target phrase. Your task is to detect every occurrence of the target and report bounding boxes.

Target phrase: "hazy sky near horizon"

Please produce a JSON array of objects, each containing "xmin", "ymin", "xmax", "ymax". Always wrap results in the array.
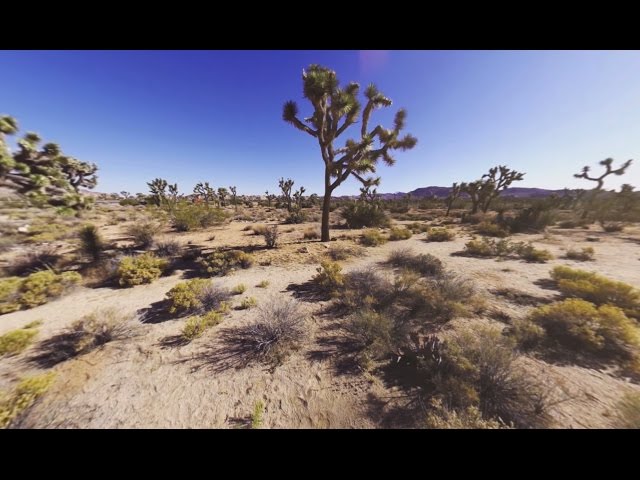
[{"xmin": 1, "ymin": 50, "xmax": 639, "ymax": 195}]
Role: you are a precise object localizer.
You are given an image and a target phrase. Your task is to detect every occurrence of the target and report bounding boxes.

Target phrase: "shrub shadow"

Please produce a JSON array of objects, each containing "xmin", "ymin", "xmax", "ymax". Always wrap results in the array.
[
  {"xmin": 137, "ymin": 299, "xmax": 175, "ymax": 324},
  {"xmin": 286, "ymin": 280, "xmax": 332, "ymax": 303}
]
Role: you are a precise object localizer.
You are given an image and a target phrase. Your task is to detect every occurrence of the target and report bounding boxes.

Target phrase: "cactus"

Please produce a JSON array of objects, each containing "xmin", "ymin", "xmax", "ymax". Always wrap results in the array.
[
  {"xmin": 0, "ymin": 115, "xmax": 98, "ymax": 210},
  {"xmin": 282, "ymin": 65, "xmax": 417, "ymax": 241}
]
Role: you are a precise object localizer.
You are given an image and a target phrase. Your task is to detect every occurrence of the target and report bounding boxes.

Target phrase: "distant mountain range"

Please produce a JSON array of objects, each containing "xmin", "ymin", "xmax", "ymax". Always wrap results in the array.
[{"xmin": 337, "ymin": 186, "xmax": 567, "ymax": 200}]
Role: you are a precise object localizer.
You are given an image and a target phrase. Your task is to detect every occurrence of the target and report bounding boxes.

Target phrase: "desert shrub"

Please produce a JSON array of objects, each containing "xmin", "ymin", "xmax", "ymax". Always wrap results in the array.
[
  {"xmin": 424, "ymin": 399, "xmax": 508, "ymax": 429},
  {"xmin": 326, "ymin": 244, "xmax": 364, "ymax": 261},
  {"xmin": 284, "ymin": 210, "xmax": 307, "ymax": 224},
  {"xmin": 388, "ymin": 227, "xmax": 413, "ymax": 241},
  {"xmin": 0, "ymin": 271, "xmax": 81, "ymax": 313},
  {"xmin": 181, "ymin": 312, "xmax": 223, "ymax": 341},
  {"xmin": 240, "ymin": 298, "xmax": 306, "ymax": 364},
  {"xmin": 339, "ymin": 269, "xmax": 394, "ymax": 312},
  {"xmin": 344, "ymin": 309, "xmax": 395, "ymax": 361},
  {"xmin": 528, "ymin": 299, "xmax": 640, "ymax": 357},
  {"xmin": 256, "ymin": 280, "xmax": 270, "ymax": 288},
  {"xmin": 515, "ymin": 243, "xmax": 553, "ymax": 263},
  {"xmin": 565, "ymin": 247, "xmax": 595, "ymax": 261},
  {"xmin": 501, "ymin": 200, "xmax": 558, "ymax": 233},
  {"xmin": 236, "ymin": 297, "xmax": 258, "ymax": 310},
  {"xmin": 117, "ymin": 253, "xmax": 167, "ymax": 287},
  {"xmin": 171, "ymin": 203, "xmax": 227, "ymax": 231},
  {"xmin": 78, "ymin": 224, "xmax": 105, "ymax": 262},
  {"xmin": 0, "ymin": 372, "xmax": 56, "ymax": 429},
  {"xmin": 475, "ymin": 221, "xmax": 510, "ymax": 238},
  {"xmin": 7, "ymin": 246, "xmax": 60, "ymax": 277},
  {"xmin": 251, "ymin": 224, "xmax": 269, "ymax": 236},
  {"xmin": 341, "ymin": 202, "xmax": 390, "ymax": 229},
  {"xmin": 196, "ymin": 250, "xmax": 254, "ymax": 276},
  {"xmin": 426, "ymin": 228, "xmax": 455, "ymax": 242},
  {"xmin": 602, "ymin": 222, "xmax": 624, "ymax": 232},
  {"xmin": 166, "ymin": 279, "xmax": 231, "ymax": 315},
  {"xmin": 407, "ymin": 222, "xmax": 430, "ymax": 234},
  {"xmin": 414, "ymin": 273, "xmax": 478, "ymax": 322},
  {"xmin": 509, "ymin": 318, "xmax": 546, "ymax": 350},
  {"xmin": 551, "ymin": 266, "xmax": 640, "ymax": 319},
  {"xmin": 302, "ymin": 227, "xmax": 320, "ymax": 240},
  {"xmin": 387, "ymin": 249, "xmax": 443, "ymax": 277},
  {"xmin": 614, "ymin": 392, "xmax": 640, "ymax": 429},
  {"xmin": 557, "ymin": 219, "xmax": 589, "ymax": 229},
  {"xmin": 251, "ymin": 400, "xmax": 265, "ymax": 429},
  {"xmin": 312, "ymin": 261, "xmax": 344, "ymax": 295},
  {"xmin": 155, "ymin": 240, "xmax": 182, "ymax": 257},
  {"xmin": 398, "ymin": 328, "xmax": 550, "ymax": 428},
  {"xmin": 262, "ymin": 225, "xmax": 279, "ymax": 249},
  {"xmin": 0, "ymin": 327, "xmax": 39, "ymax": 356},
  {"xmin": 460, "ymin": 212, "xmax": 487, "ymax": 225},
  {"xmin": 127, "ymin": 222, "xmax": 159, "ymax": 249},
  {"xmin": 463, "ymin": 238, "xmax": 496, "ymax": 257},
  {"xmin": 232, "ymin": 284, "xmax": 247, "ymax": 295},
  {"xmin": 361, "ymin": 229, "xmax": 387, "ymax": 247}
]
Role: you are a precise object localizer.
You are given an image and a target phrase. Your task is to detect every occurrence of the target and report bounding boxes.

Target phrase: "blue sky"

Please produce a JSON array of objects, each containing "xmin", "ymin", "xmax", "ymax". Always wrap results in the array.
[{"xmin": 1, "ymin": 50, "xmax": 639, "ymax": 195}]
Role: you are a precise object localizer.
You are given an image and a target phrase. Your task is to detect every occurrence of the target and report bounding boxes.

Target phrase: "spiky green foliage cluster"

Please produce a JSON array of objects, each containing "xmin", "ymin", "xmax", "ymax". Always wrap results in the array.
[
  {"xmin": 283, "ymin": 65, "xmax": 417, "ymax": 241},
  {"xmin": 312, "ymin": 261, "xmax": 345, "ymax": 295},
  {"xmin": 0, "ymin": 271, "xmax": 81, "ymax": 314},
  {"xmin": 78, "ymin": 224, "xmax": 106, "ymax": 262},
  {"xmin": 0, "ymin": 115, "xmax": 97, "ymax": 210},
  {"xmin": 117, "ymin": 253, "xmax": 167, "ymax": 287}
]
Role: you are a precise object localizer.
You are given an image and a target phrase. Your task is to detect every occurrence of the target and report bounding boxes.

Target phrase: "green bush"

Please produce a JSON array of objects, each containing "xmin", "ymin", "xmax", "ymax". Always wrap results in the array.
[
  {"xmin": 312, "ymin": 261, "xmax": 344, "ymax": 295},
  {"xmin": 361, "ymin": 229, "xmax": 387, "ymax": 247},
  {"xmin": 344, "ymin": 309, "xmax": 394, "ymax": 361},
  {"xmin": 0, "ymin": 271, "xmax": 82, "ymax": 314},
  {"xmin": 196, "ymin": 250, "xmax": 254, "ymax": 276},
  {"xmin": 79, "ymin": 224, "xmax": 105, "ymax": 262},
  {"xmin": 615, "ymin": 392, "xmax": 640, "ymax": 429},
  {"xmin": 181, "ymin": 311, "xmax": 223, "ymax": 341},
  {"xmin": 509, "ymin": 318, "xmax": 546, "ymax": 350},
  {"xmin": 166, "ymin": 279, "xmax": 231, "ymax": 315},
  {"xmin": 515, "ymin": 243, "xmax": 553, "ymax": 263},
  {"xmin": 284, "ymin": 210, "xmax": 307, "ymax": 224},
  {"xmin": 476, "ymin": 221, "xmax": 510, "ymax": 238},
  {"xmin": 565, "ymin": 247, "xmax": 595, "ymax": 261},
  {"xmin": 341, "ymin": 202, "xmax": 390, "ymax": 229},
  {"xmin": 171, "ymin": 203, "xmax": 227, "ymax": 231},
  {"xmin": 0, "ymin": 372, "xmax": 56, "ymax": 428},
  {"xmin": 388, "ymin": 227, "xmax": 413, "ymax": 241},
  {"xmin": 463, "ymin": 238, "xmax": 496, "ymax": 257},
  {"xmin": 528, "ymin": 298, "xmax": 640, "ymax": 356},
  {"xmin": 0, "ymin": 277, "xmax": 26, "ymax": 314},
  {"xmin": 117, "ymin": 253, "xmax": 167, "ymax": 287},
  {"xmin": 551, "ymin": 266, "xmax": 640, "ymax": 319},
  {"xmin": 464, "ymin": 238, "xmax": 552, "ymax": 262},
  {"xmin": 387, "ymin": 249, "xmax": 443, "ymax": 277},
  {"xmin": 426, "ymin": 228, "xmax": 455, "ymax": 242},
  {"xmin": 0, "ymin": 327, "xmax": 39, "ymax": 356}
]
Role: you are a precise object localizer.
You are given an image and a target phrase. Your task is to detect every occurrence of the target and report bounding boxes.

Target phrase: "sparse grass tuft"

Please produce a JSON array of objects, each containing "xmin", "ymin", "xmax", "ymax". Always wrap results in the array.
[
  {"xmin": 232, "ymin": 284, "xmax": 247, "ymax": 295},
  {"xmin": 256, "ymin": 280, "xmax": 270, "ymax": 288},
  {"xmin": 236, "ymin": 297, "xmax": 257, "ymax": 310}
]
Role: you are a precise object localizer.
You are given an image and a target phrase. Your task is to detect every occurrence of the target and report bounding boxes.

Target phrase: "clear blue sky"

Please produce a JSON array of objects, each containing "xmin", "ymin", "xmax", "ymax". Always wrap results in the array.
[{"xmin": 1, "ymin": 50, "xmax": 639, "ymax": 195}]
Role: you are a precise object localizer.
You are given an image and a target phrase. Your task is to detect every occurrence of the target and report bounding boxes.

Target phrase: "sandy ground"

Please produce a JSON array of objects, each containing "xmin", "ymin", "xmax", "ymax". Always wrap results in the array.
[{"xmin": 1, "ymin": 212, "xmax": 640, "ymax": 428}]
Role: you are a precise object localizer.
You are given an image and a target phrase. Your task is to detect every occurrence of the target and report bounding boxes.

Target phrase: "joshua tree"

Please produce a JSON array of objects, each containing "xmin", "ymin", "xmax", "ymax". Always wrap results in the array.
[
  {"xmin": 359, "ymin": 184, "xmax": 380, "ymax": 204},
  {"xmin": 445, "ymin": 182, "xmax": 463, "ymax": 216},
  {"xmin": 264, "ymin": 190, "xmax": 276, "ymax": 207},
  {"xmin": 293, "ymin": 186, "xmax": 306, "ymax": 211},
  {"xmin": 120, "ymin": 191, "xmax": 131, "ymax": 199},
  {"xmin": 194, "ymin": 181, "xmax": 217, "ymax": 205},
  {"xmin": 167, "ymin": 183, "xmax": 179, "ymax": 211},
  {"xmin": 229, "ymin": 186, "xmax": 238, "ymax": 209},
  {"xmin": 0, "ymin": 115, "xmax": 98, "ymax": 210},
  {"xmin": 283, "ymin": 65, "xmax": 417, "ymax": 241},
  {"xmin": 147, "ymin": 178, "xmax": 168, "ymax": 207},
  {"xmin": 217, "ymin": 187, "xmax": 228, "ymax": 207},
  {"xmin": 278, "ymin": 177, "xmax": 294, "ymax": 212},
  {"xmin": 462, "ymin": 166, "xmax": 525, "ymax": 214},
  {"xmin": 574, "ymin": 158, "xmax": 633, "ymax": 190}
]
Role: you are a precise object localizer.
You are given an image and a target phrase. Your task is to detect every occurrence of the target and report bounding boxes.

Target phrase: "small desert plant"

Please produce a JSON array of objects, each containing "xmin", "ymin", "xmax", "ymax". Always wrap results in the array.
[
  {"xmin": 181, "ymin": 312, "xmax": 223, "ymax": 341},
  {"xmin": 426, "ymin": 228, "xmax": 455, "ymax": 242},
  {"xmin": 515, "ymin": 243, "xmax": 553, "ymax": 263},
  {"xmin": 241, "ymin": 298, "xmax": 306, "ymax": 364},
  {"xmin": 614, "ymin": 392, "xmax": 640, "ymax": 429},
  {"xmin": 166, "ymin": 279, "xmax": 231, "ymax": 315},
  {"xmin": 1, "ymin": 271, "xmax": 82, "ymax": 314},
  {"xmin": 155, "ymin": 239, "xmax": 182, "ymax": 257},
  {"xmin": 341, "ymin": 202, "xmax": 390, "ymax": 229},
  {"xmin": 424, "ymin": 399, "xmax": 508, "ymax": 429},
  {"xmin": 551, "ymin": 266, "xmax": 640, "ymax": 319},
  {"xmin": 312, "ymin": 261, "xmax": 344, "ymax": 295},
  {"xmin": 232, "ymin": 284, "xmax": 247, "ymax": 295},
  {"xmin": 302, "ymin": 227, "xmax": 320, "ymax": 240},
  {"xmin": 387, "ymin": 249, "xmax": 444, "ymax": 277},
  {"xmin": 326, "ymin": 244, "xmax": 364, "ymax": 261},
  {"xmin": 117, "ymin": 253, "xmax": 167, "ymax": 287},
  {"xmin": 565, "ymin": 247, "xmax": 595, "ymax": 261},
  {"xmin": 476, "ymin": 221, "xmax": 510, "ymax": 238},
  {"xmin": 78, "ymin": 224, "xmax": 105, "ymax": 262},
  {"xmin": 251, "ymin": 224, "xmax": 269, "ymax": 235},
  {"xmin": 0, "ymin": 326, "xmax": 39, "ymax": 356},
  {"xmin": 196, "ymin": 250, "xmax": 254, "ymax": 276},
  {"xmin": 127, "ymin": 221, "xmax": 159, "ymax": 249},
  {"xmin": 8, "ymin": 246, "xmax": 60, "ymax": 276},
  {"xmin": 407, "ymin": 222, "xmax": 430, "ymax": 234},
  {"xmin": 251, "ymin": 400, "xmax": 264, "ymax": 428},
  {"xmin": 463, "ymin": 238, "xmax": 496, "ymax": 257},
  {"xmin": 284, "ymin": 210, "xmax": 307, "ymax": 224},
  {"xmin": 236, "ymin": 297, "xmax": 258, "ymax": 310},
  {"xmin": 339, "ymin": 269, "xmax": 394, "ymax": 313},
  {"xmin": 344, "ymin": 309, "xmax": 395, "ymax": 360},
  {"xmin": 263, "ymin": 225, "xmax": 279, "ymax": 248},
  {"xmin": 256, "ymin": 280, "xmax": 270, "ymax": 288},
  {"xmin": 0, "ymin": 372, "xmax": 56, "ymax": 428},
  {"xmin": 509, "ymin": 318, "xmax": 546, "ymax": 350},
  {"xmin": 171, "ymin": 203, "xmax": 227, "ymax": 231},
  {"xmin": 361, "ymin": 229, "xmax": 387, "ymax": 247},
  {"xmin": 527, "ymin": 298, "xmax": 640, "ymax": 357},
  {"xmin": 388, "ymin": 227, "xmax": 413, "ymax": 241}
]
